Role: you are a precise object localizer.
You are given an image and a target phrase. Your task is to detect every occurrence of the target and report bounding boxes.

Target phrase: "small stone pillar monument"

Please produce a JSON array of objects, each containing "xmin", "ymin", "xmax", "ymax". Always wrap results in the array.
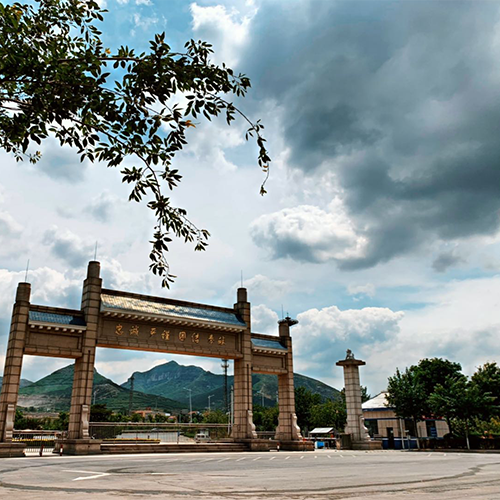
[{"xmin": 336, "ymin": 350, "xmax": 381, "ymax": 450}]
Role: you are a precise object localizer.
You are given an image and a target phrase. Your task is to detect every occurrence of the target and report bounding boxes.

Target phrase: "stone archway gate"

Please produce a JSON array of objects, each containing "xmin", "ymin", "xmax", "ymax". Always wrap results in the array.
[{"xmin": 0, "ymin": 261, "xmax": 306, "ymax": 455}]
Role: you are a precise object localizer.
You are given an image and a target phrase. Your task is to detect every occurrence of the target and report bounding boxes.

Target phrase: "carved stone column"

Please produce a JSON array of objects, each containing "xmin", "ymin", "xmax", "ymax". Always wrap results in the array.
[
  {"xmin": 336, "ymin": 352, "xmax": 381, "ymax": 450},
  {"xmin": 275, "ymin": 316, "xmax": 301, "ymax": 442},
  {"xmin": 0, "ymin": 282, "xmax": 31, "ymax": 456},
  {"xmin": 65, "ymin": 261, "xmax": 102, "ymax": 454},
  {"xmin": 232, "ymin": 287, "xmax": 257, "ymax": 440}
]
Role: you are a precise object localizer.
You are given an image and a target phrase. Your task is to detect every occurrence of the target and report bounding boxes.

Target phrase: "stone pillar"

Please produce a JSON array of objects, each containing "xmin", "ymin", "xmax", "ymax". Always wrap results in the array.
[
  {"xmin": 0, "ymin": 282, "xmax": 30, "ymax": 452},
  {"xmin": 66, "ymin": 262, "xmax": 102, "ymax": 453},
  {"xmin": 232, "ymin": 288, "xmax": 256, "ymax": 440},
  {"xmin": 336, "ymin": 352, "xmax": 380, "ymax": 450},
  {"xmin": 275, "ymin": 317, "xmax": 302, "ymax": 443}
]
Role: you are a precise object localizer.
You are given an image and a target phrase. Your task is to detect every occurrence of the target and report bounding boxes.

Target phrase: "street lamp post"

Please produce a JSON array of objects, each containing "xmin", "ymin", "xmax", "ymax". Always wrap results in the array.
[
  {"xmin": 208, "ymin": 394, "xmax": 214, "ymax": 413},
  {"xmin": 258, "ymin": 389, "xmax": 265, "ymax": 407},
  {"xmin": 184, "ymin": 388, "xmax": 192, "ymax": 423}
]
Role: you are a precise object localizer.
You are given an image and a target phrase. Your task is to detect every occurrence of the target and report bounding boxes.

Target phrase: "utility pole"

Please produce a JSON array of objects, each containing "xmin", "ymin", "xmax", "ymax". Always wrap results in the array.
[
  {"xmin": 184, "ymin": 388, "xmax": 192, "ymax": 423},
  {"xmin": 128, "ymin": 374, "xmax": 135, "ymax": 416},
  {"xmin": 258, "ymin": 389, "xmax": 265, "ymax": 407},
  {"xmin": 208, "ymin": 394, "xmax": 214, "ymax": 412},
  {"xmin": 221, "ymin": 359, "xmax": 229, "ymax": 414}
]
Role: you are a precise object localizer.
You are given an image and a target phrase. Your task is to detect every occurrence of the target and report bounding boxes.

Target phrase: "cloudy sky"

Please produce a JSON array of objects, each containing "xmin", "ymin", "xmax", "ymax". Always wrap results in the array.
[{"xmin": 2, "ymin": 0, "xmax": 500, "ymax": 395}]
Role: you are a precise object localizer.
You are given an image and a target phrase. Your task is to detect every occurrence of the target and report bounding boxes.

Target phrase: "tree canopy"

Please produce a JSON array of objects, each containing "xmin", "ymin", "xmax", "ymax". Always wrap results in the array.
[
  {"xmin": 386, "ymin": 367, "xmax": 426, "ymax": 435},
  {"xmin": 387, "ymin": 358, "xmax": 500, "ymax": 445},
  {"xmin": 0, "ymin": 0, "xmax": 270, "ymax": 285}
]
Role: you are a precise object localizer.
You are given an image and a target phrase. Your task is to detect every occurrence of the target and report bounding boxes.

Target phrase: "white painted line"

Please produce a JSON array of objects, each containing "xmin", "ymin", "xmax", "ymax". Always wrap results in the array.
[
  {"xmin": 269, "ymin": 457, "xmax": 276, "ymax": 460},
  {"xmin": 314, "ymin": 456, "xmax": 317, "ymax": 459},
  {"xmin": 217, "ymin": 458, "xmax": 231, "ymax": 462},
  {"xmin": 300, "ymin": 456, "xmax": 304, "ymax": 460},
  {"xmin": 74, "ymin": 473, "xmax": 110, "ymax": 481},
  {"xmin": 63, "ymin": 469, "xmax": 102, "ymax": 474},
  {"xmin": 236, "ymin": 457, "xmax": 246, "ymax": 462},
  {"xmin": 252, "ymin": 457, "xmax": 262, "ymax": 461},
  {"xmin": 285, "ymin": 456, "xmax": 290, "ymax": 460},
  {"xmin": 327, "ymin": 455, "xmax": 332, "ymax": 459}
]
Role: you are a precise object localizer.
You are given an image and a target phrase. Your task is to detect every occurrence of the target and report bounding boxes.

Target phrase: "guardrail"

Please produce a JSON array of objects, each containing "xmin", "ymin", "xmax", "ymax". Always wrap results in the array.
[
  {"xmin": 88, "ymin": 422, "xmax": 231, "ymax": 443},
  {"xmin": 13, "ymin": 430, "xmax": 65, "ymax": 455}
]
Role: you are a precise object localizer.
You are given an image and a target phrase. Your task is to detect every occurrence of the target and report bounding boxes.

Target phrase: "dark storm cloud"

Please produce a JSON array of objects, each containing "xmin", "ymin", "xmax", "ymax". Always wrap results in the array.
[
  {"xmin": 245, "ymin": 1, "xmax": 500, "ymax": 267},
  {"xmin": 432, "ymin": 251, "xmax": 465, "ymax": 273}
]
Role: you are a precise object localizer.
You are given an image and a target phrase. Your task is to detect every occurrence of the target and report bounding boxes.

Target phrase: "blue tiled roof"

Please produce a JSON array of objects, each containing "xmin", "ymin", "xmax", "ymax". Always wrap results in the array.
[
  {"xmin": 251, "ymin": 338, "xmax": 287, "ymax": 351},
  {"xmin": 101, "ymin": 293, "xmax": 246, "ymax": 328},
  {"xmin": 29, "ymin": 311, "xmax": 86, "ymax": 326}
]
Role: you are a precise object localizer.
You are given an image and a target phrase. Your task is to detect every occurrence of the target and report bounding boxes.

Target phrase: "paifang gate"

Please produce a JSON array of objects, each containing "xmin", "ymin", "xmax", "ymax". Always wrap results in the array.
[{"xmin": 0, "ymin": 261, "xmax": 305, "ymax": 455}]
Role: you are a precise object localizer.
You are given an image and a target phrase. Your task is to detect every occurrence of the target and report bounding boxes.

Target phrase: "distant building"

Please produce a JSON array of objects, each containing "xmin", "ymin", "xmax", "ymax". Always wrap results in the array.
[
  {"xmin": 133, "ymin": 408, "xmax": 167, "ymax": 419},
  {"xmin": 362, "ymin": 392, "xmax": 449, "ymax": 449}
]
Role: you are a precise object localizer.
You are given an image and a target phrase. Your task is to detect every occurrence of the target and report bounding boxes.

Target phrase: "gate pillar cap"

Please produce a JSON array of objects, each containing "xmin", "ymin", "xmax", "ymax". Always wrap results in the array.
[
  {"xmin": 237, "ymin": 287, "xmax": 247, "ymax": 303},
  {"xmin": 15, "ymin": 282, "xmax": 31, "ymax": 303},
  {"xmin": 87, "ymin": 261, "xmax": 101, "ymax": 278}
]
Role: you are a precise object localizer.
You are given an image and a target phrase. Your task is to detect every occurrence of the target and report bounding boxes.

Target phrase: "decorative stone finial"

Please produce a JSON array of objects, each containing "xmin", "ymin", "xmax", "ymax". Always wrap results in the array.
[{"xmin": 278, "ymin": 316, "xmax": 298, "ymax": 327}]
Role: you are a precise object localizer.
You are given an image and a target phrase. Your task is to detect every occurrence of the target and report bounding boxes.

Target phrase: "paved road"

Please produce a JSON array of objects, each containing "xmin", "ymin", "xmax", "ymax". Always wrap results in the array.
[{"xmin": 1, "ymin": 449, "xmax": 500, "ymax": 499}]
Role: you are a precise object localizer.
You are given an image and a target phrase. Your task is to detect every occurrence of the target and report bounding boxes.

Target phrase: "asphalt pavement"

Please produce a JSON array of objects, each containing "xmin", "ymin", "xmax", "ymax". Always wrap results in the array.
[{"xmin": 1, "ymin": 449, "xmax": 500, "ymax": 499}]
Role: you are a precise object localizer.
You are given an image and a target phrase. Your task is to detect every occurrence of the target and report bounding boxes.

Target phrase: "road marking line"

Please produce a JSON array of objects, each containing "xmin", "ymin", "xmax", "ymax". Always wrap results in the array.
[
  {"xmin": 252, "ymin": 457, "xmax": 262, "ymax": 461},
  {"xmin": 63, "ymin": 470, "xmax": 102, "ymax": 474},
  {"xmin": 300, "ymin": 456, "xmax": 304, "ymax": 459},
  {"xmin": 314, "ymin": 456, "xmax": 317, "ymax": 459},
  {"xmin": 73, "ymin": 473, "xmax": 110, "ymax": 481},
  {"xmin": 327, "ymin": 455, "xmax": 332, "ymax": 459},
  {"xmin": 217, "ymin": 458, "xmax": 231, "ymax": 462},
  {"xmin": 269, "ymin": 457, "xmax": 276, "ymax": 460},
  {"xmin": 236, "ymin": 457, "xmax": 246, "ymax": 462},
  {"xmin": 285, "ymin": 456, "xmax": 290, "ymax": 460}
]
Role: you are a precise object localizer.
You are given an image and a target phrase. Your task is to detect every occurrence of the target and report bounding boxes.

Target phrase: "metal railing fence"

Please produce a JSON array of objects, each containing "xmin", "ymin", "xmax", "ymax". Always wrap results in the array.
[
  {"xmin": 12, "ymin": 430, "xmax": 65, "ymax": 455},
  {"xmin": 88, "ymin": 422, "xmax": 231, "ymax": 443}
]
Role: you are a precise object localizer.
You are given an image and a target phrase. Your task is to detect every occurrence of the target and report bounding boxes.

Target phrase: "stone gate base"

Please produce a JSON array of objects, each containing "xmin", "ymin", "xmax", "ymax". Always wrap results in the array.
[
  {"xmin": 59, "ymin": 439, "xmax": 103, "ymax": 455},
  {"xmin": 0, "ymin": 442, "xmax": 26, "ymax": 457},
  {"xmin": 279, "ymin": 440, "xmax": 314, "ymax": 451},
  {"xmin": 352, "ymin": 440, "xmax": 382, "ymax": 450}
]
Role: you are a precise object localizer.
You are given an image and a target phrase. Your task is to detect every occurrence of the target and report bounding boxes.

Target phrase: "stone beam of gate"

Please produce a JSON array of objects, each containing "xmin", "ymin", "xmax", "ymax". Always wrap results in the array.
[{"xmin": 25, "ymin": 289, "xmax": 248, "ymax": 360}]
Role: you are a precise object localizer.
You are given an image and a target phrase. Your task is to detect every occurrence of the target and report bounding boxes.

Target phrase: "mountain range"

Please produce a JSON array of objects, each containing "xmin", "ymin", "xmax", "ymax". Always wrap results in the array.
[
  {"xmin": 16, "ymin": 365, "xmax": 183, "ymax": 413},
  {"xmin": 122, "ymin": 360, "xmax": 341, "ymax": 409},
  {"xmin": 5, "ymin": 361, "xmax": 340, "ymax": 413}
]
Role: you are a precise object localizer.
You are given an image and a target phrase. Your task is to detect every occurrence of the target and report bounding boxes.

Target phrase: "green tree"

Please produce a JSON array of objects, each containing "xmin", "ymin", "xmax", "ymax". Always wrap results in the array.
[
  {"xmin": 0, "ymin": 0, "xmax": 270, "ymax": 286},
  {"xmin": 90, "ymin": 403, "xmax": 113, "ymax": 422},
  {"xmin": 386, "ymin": 367, "xmax": 426, "ymax": 446},
  {"xmin": 413, "ymin": 358, "xmax": 463, "ymax": 416},
  {"xmin": 202, "ymin": 409, "xmax": 228, "ymax": 424},
  {"xmin": 310, "ymin": 399, "xmax": 346, "ymax": 431},
  {"xmin": 430, "ymin": 376, "xmax": 494, "ymax": 449},
  {"xmin": 294, "ymin": 386, "xmax": 322, "ymax": 433},
  {"xmin": 471, "ymin": 362, "xmax": 500, "ymax": 420},
  {"xmin": 55, "ymin": 411, "xmax": 69, "ymax": 430},
  {"xmin": 14, "ymin": 408, "xmax": 25, "ymax": 429},
  {"xmin": 252, "ymin": 405, "xmax": 279, "ymax": 432}
]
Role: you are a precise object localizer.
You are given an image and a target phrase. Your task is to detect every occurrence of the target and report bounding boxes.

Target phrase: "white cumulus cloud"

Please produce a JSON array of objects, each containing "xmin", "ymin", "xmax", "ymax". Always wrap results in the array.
[{"xmin": 250, "ymin": 199, "xmax": 367, "ymax": 264}]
